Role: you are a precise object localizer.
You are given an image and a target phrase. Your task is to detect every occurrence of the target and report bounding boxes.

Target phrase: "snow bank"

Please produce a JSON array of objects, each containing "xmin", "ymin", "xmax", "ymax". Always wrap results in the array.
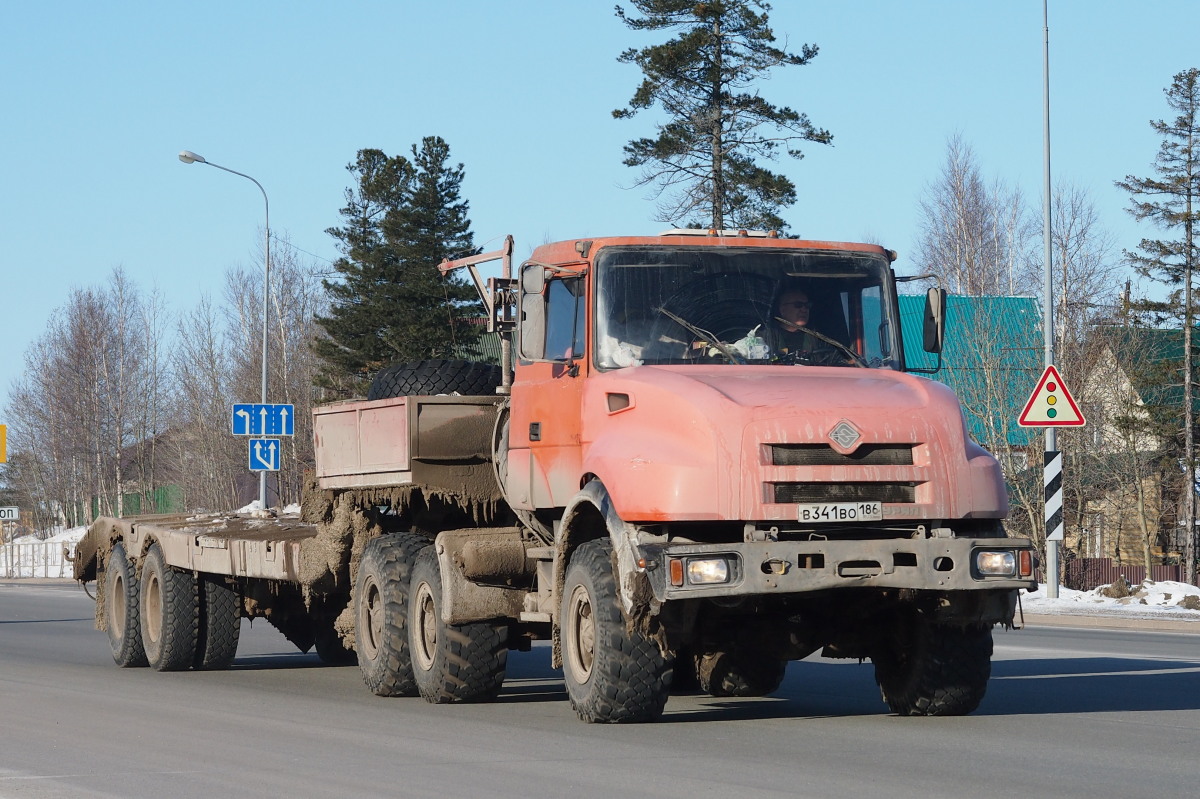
[
  {"xmin": 1022, "ymin": 579, "xmax": 1200, "ymax": 618},
  {"xmin": 2, "ymin": 526, "xmax": 87, "ymax": 578}
]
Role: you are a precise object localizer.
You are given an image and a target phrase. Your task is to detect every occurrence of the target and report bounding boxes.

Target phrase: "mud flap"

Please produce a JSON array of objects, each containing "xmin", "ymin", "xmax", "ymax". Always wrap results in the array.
[
  {"xmin": 555, "ymin": 481, "xmax": 665, "ymax": 666},
  {"xmin": 434, "ymin": 528, "xmax": 528, "ymax": 625}
]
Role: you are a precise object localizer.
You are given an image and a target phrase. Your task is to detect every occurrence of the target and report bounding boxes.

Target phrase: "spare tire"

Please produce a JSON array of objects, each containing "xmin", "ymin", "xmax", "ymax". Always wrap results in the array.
[{"xmin": 368, "ymin": 360, "xmax": 502, "ymax": 400}]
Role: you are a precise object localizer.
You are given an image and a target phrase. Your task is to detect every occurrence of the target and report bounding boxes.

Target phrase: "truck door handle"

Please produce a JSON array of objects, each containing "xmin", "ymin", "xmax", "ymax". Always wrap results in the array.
[{"xmin": 529, "ymin": 422, "xmax": 541, "ymax": 441}]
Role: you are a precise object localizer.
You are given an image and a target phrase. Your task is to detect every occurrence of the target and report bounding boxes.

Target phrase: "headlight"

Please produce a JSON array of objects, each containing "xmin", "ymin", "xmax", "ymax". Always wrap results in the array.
[
  {"xmin": 976, "ymin": 550, "xmax": 1016, "ymax": 576},
  {"xmin": 685, "ymin": 558, "xmax": 730, "ymax": 585}
]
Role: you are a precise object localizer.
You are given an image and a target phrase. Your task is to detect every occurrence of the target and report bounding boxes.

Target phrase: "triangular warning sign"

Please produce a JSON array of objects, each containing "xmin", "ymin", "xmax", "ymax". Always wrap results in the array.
[{"xmin": 1018, "ymin": 365, "xmax": 1085, "ymax": 427}]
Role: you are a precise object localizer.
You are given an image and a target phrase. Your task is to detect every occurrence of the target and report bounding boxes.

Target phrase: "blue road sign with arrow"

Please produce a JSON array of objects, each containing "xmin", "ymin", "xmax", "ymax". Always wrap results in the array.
[
  {"xmin": 248, "ymin": 438, "xmax": 281, "ymax": 472},
  {"xmin": 232, "ymin": 404, "xmax": 295, "ymax": 436}
]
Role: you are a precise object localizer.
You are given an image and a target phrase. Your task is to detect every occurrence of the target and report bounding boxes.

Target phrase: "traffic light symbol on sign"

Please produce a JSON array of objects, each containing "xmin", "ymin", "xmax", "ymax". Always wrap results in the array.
[{"xmin": 1018, "ymin": 365, "xmax": 1085, "ymax": 427}]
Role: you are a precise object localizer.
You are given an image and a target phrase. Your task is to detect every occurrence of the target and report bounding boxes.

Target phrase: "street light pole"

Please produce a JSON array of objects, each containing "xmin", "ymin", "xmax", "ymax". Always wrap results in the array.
[{"xmin": 179, "ymin": 150, "xmax": 272, "ymax": 511}]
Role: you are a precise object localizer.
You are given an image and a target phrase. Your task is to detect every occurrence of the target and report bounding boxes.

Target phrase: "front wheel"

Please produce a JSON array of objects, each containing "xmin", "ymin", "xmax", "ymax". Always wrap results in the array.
[
  {"xmin": 560, "ymin": 539, "xmax": 672, "ymax": 723},
  {"xmin": 872, "ymin": 616, "xmax": 993, "ymax": 716}
]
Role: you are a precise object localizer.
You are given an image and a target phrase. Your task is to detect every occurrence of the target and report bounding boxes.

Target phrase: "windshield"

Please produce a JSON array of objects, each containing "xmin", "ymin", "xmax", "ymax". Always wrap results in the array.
[{"xmin": 594, "ymin": 245, "xmax": 900, "ymax": 370}]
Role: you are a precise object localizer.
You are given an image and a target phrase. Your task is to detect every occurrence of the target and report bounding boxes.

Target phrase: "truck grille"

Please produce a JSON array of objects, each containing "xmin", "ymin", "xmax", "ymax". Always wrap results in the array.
[
  {"xmin": 771, "ymin": 482, "xmax": 918, "ymax": 504},
  {"xmin": 770, "ymin": 444, "xmax": 914, "ymax": 466}
]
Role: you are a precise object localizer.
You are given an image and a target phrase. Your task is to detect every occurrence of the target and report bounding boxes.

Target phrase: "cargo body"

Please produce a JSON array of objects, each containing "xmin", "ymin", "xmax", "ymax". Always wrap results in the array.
[{"xmin": 76, "ymin": 230, "xmax": 1036, "ymax": 721}]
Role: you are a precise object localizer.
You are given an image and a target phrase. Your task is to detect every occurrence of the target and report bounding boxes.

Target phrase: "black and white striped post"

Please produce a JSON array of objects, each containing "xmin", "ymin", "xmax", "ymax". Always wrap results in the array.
[{"xmin": 1044, "ymin": 450, "xmax": 1064, "ymax": 545}]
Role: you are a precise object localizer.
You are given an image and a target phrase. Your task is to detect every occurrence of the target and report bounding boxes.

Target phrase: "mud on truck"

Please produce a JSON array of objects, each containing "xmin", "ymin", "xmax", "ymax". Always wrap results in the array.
[{"xmin": 75, "ymin": 229, "xmax": 1036, "ymax": 722}]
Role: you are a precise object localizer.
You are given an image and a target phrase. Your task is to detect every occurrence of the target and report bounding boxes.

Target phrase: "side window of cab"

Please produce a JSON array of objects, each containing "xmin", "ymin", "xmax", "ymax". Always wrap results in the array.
[{"xmin": 544, "ymin": 277, "xmax": 586, "ymax": 361}]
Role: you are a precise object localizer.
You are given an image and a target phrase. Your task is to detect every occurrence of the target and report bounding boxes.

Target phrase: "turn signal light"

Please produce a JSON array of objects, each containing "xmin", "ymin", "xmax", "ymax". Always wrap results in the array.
[
  {"xmin": 1019, "ymin": 550, "xmax": 1033, "ymax": 578},
  {"xmin": 669, "ymin": 557, "xmax": 684, "ymax": 587}
]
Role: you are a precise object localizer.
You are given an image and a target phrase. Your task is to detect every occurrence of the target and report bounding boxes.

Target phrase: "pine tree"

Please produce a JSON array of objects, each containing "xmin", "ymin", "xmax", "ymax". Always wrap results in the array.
[
  {"xmin": 1116, "ymin": 68, "xmax": 1200, "ymax": 584},
  {"xmin": 613, "ymin": 0, "xmax": 831, "ymax": 231},
  {"xmin": 314, "ymin": 138, "xmax": 480, "ymax": 396}
]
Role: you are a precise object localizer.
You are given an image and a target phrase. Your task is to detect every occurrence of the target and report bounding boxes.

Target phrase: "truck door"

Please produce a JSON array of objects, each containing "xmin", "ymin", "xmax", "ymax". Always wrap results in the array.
[{"xmin": 508, "ymin": 267, "xmax": 588, "ymax": 511}]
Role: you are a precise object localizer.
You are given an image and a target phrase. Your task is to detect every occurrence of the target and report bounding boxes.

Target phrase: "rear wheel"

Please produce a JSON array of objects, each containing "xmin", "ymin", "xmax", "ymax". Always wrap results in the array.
[
  {"xmin": 194, "ymin": 574, "xmax": 240, "ymax": 670},
  {"xmin": 139, "ymin": 543, "xmax": 198, "ymax": 672},
  {"xmin": 104, "ymin": 541, "xmax": 147, "ymax": 668},
  {"xmin": 355, "ymin": 533, "xmax": 428, "ymax": 696},
  {"xmin": 873, "ymin": 616, "xmax": 993, "ymax": 716},
  {"xmin": 696, "ymin": 649, "xmax": 788, "ymax": 698},
  {"xmin": 408, "ymin": 547, "xmax": 508, "ymax": 703},
  {"xmin": 561, "ymin": 539, "xmax": 672, "ymax": 723}
]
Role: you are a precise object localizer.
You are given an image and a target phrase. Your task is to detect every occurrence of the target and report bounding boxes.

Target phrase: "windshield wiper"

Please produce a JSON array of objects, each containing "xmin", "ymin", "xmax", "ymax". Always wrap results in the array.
[
  {"xmin": 775, "ymin": 318, "xmax": 869, "ymax": 368},
  {"xmin": 657, "ymin": 307, "xmax": 741, "ymax": 363}
]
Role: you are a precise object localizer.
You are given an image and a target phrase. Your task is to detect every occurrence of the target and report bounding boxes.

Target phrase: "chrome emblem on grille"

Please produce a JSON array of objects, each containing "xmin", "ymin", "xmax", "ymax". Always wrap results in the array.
[{"xmin": 828, "ymin": 420, "xmax": 861, "ymax": 451}]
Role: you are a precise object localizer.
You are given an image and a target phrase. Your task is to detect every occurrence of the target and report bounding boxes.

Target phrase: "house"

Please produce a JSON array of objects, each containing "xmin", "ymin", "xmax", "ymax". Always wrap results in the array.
[{"xmin": 1076, "ymin": 325, "xmax": 1198, "ymax": 564}]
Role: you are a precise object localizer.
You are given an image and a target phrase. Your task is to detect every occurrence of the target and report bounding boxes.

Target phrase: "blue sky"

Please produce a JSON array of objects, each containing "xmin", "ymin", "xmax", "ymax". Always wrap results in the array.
[{"xmin": 1, "ymin": 1, "xmax": 1196, "ymax": 413}]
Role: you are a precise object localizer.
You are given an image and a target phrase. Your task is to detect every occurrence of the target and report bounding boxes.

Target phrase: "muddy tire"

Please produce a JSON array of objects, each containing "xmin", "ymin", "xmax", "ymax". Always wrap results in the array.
[
  {"xmin": 368, "ymin": 359, "xmax": 501, "ymax": 400},
  {"xmin": 104, "ymin": 541, "xmax": 148, "ymax": 668},
  {"xmin": 194, "ymin": 574, "xmax": 240, "ymax": 670},
  {"xmin": 355, "ymin": 533, "xmax": 428, "ymax": 696},
  {"xmin": 873, "ymin": 618, "xmax": 993, "ymax": 716},
  {"xmin": 139, "ymin": 543, "xmax": 199, "ymax": 672},
  {"xmin": 408, "ymin": 547, "xmax": 508, "ymax": 703},
  {"xmin": 697, "ymin": 649, "xmax": 788, "ymax": 698},
  {"xmin": 561, "ymin": 539, "xmax": 672, "ymax": 723}
]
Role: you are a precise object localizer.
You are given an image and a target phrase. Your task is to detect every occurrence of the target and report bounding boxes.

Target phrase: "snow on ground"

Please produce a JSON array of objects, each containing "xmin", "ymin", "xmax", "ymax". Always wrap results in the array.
[
  {"xmin": 2, "ymin": 526, "xmax": 88, "ymax": 578},
  {"xmin": 235, "ymin": 501, "xmax": 302, "ymax": 515},
  {"xmin": 1022, "ymin": 579, "xmax": 1200, "ymax": 619}
]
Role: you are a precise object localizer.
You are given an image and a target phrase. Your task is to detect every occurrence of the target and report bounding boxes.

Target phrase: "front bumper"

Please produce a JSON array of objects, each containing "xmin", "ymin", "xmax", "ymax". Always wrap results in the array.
[{"xmin": 638, "ymin": 536, "xmax": 1036, "ymax": 602}]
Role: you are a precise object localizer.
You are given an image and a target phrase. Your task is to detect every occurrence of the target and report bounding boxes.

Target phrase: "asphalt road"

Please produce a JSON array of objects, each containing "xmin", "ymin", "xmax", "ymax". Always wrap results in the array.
[{"xmin": 2, "ymin": 581, "xmax": 1198, "ymax": 799}]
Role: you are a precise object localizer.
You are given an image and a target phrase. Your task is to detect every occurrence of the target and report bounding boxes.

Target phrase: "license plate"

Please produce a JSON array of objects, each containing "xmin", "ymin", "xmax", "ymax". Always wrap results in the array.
[{"xmin": 798, "ymin": 501, "xmax": 883, "ymax": 523}]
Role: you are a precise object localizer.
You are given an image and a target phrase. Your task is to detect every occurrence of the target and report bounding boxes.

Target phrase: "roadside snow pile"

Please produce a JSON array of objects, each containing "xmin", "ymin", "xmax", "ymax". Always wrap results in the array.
[
  {"xmin": 1022, "ymin": 579, "xmax": 1200, "ymax": 617},
  {"xmin": 1, "ymin": 526, "xmax": 87, "ymax": 578},
  {"xmin": 235, "ymin": 501, "xmax": 302, "ymax": 516}
]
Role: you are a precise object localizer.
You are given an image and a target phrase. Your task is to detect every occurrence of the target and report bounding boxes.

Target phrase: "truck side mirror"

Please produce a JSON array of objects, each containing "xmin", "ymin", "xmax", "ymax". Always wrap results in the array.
[
  {"xmin": 923, "ymin": 287, "xmax": 947, "ymax": 354},
  {"xmin": 521, "ymin": 265, "xmax": 546, "ymax": 294},
  {"xmin": 518, "ymin": 265, "xmax": 547, "ymax": 360}
]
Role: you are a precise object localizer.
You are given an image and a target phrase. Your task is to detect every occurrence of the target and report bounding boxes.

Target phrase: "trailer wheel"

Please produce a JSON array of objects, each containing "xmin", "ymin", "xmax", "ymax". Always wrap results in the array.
[
  {"xmin": 139, "ymin": 543, "xmax": 199, "ymax": 672},
  {"xmin": 872, "ymin": 617, "xmax": 993, "ymax": 716},
  {"xmin": 194, "ymin": 574, "xmax": 240, "ymax": 670},
  {"xmin": 104, "ymin": 541, "xmax": 147, "ymax": 668},
  {"xmin": 355, "ymin": 533, "xmax": 428, "ymax": 696},
  {"xmin": 408, "ymin": 546, "xmax": 508, "ymax": 703},
  {"xmin": 696, "ymin": 649, "xmax": 788, "ymax": 698},
  {"xmin": 368, "ymin": 359, "xmax": 501, "ymax": 400},
  {"xmin": 561, "ymin": 539, "xmax": 672, "ymax": 723},
  {"xmin": 314, "ymin": 623, "xmax": 356, "ymax": 665}
]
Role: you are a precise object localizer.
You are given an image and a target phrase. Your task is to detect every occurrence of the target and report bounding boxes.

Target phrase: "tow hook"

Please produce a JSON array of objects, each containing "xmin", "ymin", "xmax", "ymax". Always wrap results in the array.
[{"xmin": 762, "ymin": 558, "xmax": 791, "ymax": 575}]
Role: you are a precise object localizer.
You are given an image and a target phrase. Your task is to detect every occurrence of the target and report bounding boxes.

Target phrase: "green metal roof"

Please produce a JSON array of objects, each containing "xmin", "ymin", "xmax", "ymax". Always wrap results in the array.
[{"xmin": 899, "ymin": 294, "xmax": 1042, "ymax": 448}]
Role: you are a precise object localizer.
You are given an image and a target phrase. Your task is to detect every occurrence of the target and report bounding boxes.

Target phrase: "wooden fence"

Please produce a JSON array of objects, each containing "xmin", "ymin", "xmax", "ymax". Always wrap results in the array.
[{"xmin": 1059, "ymin": 557, "xmax": 1186, "ymax": 591}]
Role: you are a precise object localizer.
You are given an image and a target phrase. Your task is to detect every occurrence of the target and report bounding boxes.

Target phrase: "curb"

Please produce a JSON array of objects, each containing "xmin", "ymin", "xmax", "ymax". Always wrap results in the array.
[{"xmin": 1018, "ymin": 612, "xmax": 1200, "ymax": 634}]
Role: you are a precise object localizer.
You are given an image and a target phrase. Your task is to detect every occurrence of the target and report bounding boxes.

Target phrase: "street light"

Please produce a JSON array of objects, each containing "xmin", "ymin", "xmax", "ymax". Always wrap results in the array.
[{"xmin": 179, "ymin": 150, "xmax": 272, "ymax": 511}]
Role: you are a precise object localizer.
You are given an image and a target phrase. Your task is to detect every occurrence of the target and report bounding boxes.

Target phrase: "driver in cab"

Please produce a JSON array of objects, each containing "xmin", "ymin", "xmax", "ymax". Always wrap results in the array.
[{"xmin": 770, "ymin": 286, "xmax": 816, "ymax": 361}]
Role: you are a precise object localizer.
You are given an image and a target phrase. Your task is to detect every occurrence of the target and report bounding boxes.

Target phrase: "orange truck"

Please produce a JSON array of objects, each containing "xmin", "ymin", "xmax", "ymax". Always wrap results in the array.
[{"xmin": 75, "ymin": 229, "xmax": 1036, "ymax": 723}]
